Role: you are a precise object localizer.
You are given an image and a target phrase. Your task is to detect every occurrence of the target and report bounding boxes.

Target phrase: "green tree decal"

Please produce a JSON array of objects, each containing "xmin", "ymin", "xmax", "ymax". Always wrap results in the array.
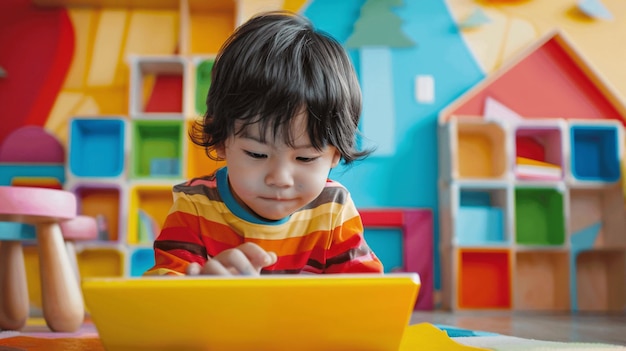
[
  {"xmin": 344, "ymin": 0, "xmax": 415, "ymax": 156},
  {"xmin": 345, "ymin": 0, "xmax": 415, "ymax": 48}
]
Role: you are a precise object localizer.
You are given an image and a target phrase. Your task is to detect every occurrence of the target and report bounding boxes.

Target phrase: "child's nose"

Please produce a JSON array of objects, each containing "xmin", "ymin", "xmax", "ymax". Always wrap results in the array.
[{"xmin": 265, "ymin": 163, "xmax": 294, "ymax": 187}]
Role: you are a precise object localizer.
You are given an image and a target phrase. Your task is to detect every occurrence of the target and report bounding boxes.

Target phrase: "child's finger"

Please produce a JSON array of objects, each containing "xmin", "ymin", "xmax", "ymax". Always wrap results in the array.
[
  {"xmin": 200, "ymin": 258, "xmax": 234, "ymax": 275},
  {"xmin": 213, "ymin": 249, "xmax": 258, "ymax": 275},
  {"xmin": 265, "ymin": 251, "xmax": 278, "ymax": 266},
  {"xmin": 237, "ymin": 242, "xmax": 276, "ymax": 269},
  {"xmin": 186, "ymin": 262, "xmax": 202, "ymax": 275}
]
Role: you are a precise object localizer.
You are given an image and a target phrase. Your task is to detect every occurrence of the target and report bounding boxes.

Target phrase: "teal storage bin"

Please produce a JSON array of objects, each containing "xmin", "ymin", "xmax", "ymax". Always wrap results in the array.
[
  {"xmin": 456, "ymin": 189, "xmax": 506, "ymax": 245},
  {"xmin": 130, "ymin": 247, "xmax": 155, "ymax": 277},
  {"xmin": 570, "ymin": 125, "xmax": 620, "ymax": 182},
  {"xmin": 70, "ymin": 118, "xmax": 125, "ymax": 177},
  {"xmin": 457, "ymin": 206, "xmax": 504, "ymax": 245}
]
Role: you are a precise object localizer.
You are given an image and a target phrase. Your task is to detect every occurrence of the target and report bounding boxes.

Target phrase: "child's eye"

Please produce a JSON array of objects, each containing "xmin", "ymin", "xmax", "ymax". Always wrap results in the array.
[
  {"xmin": 244, "ymin": 150, "xmax": 267, "ymax": 159},
  {"xmin": 296, "ymin": 156, "xmax": 319, "ymax": 163}
]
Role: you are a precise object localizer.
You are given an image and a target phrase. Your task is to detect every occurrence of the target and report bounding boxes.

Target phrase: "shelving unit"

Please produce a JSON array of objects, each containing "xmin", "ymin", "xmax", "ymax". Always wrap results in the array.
[
  {"xmin": 437, "ymin": 30, "xmax": 626, "ymax": 313},
  {"xmin": 59, "ymin": 53, "xmax": 227, "ymax": 285},
  {"xmin": 45, "ymin": 1, "xmax": 240, "ymax": 288},
  {"xmin": 439, "ymin": 116, "xmax": 625, "ymax": 312}
]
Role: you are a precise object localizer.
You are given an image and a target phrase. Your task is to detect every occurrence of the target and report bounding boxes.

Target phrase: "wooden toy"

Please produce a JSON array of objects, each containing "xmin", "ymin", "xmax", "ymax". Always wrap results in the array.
[
  {"xmin": 0, "ymin": 164, "xmax": 66, "ymax": 187},
  {"xmin": 438, "ymin": 30, "xmax": 626, "ymax": 312},
  {"xmin": 0, "ymin": 126, "xmax": 65, "ymax": 164},
  {"xmin": 0, "ymin": 125, "xmax": 67, "ymax": 187},
  {"xmin": 0, "ymin": 186, "xmax": 83, "ymax": 332}
]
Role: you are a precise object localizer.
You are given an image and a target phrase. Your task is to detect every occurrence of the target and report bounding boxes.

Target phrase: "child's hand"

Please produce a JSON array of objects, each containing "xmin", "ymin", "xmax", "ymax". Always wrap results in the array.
[{"xmin": 185, "ymin": 242, "xmax": 277, "ymax": 276}]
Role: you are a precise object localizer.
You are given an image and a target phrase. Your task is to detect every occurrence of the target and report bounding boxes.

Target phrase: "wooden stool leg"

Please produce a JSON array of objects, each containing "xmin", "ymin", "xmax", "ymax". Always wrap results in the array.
[
  {"xmin": 36, "ymin": 223, "xmax": 84, "ymax": 332},
  {"xmin": 65, "ymin": 241, "xmax": 80, "ymax": 281},
  {"xmin": 0, "ymin": 241, "xmax": 29, "ymax": 330}
]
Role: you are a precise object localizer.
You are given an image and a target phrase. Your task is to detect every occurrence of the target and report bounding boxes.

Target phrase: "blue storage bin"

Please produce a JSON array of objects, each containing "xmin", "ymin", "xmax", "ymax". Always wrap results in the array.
[
  {"xmin": 70, "ymin": 119, "xmax": 125, "ymax": 177},
  {"xmin": 457, "ymin": 207, "xmax": 504, "ymax": 245},
  {"xmin": 0, "ymin": 222, "xmax": 36, "ymax": 240},
  {"xmin": 570, "ymin": 125, "xmax": 620, "ymax": 182},
  {"xmin": 456, "ymin": 190, "xmax": 506, "ymax": 245},
  {"xmin": 130, "ymin": 247, "xmax": 155, "ymax": 277}
]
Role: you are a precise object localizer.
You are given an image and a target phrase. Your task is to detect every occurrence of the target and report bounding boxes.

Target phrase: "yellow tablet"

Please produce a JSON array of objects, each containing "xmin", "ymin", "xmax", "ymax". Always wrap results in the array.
[{"xmin": 82, "ymin": 273, "xmax": 420, "ymax": 351}]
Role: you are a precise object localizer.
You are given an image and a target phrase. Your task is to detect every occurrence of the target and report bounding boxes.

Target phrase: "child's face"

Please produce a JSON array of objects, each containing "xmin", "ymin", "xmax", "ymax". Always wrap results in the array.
[{"xmin": 216, "ymin": 112, "xmax": 341, "ymax": 221}]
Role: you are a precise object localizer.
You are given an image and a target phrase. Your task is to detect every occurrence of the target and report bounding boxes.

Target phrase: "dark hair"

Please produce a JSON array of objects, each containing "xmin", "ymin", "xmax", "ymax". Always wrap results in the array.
[{"xmin": 190, "ymin": 10, "xmax": 371, "ymax": 164}]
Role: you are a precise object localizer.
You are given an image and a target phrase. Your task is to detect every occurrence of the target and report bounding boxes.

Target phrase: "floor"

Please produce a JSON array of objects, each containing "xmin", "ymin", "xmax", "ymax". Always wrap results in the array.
[
  {"xmin": 2, "ymin": 311, "xmax": 625, "ymax": 348},
  {"xmin": 412, "ymin": 310, "xmax": 626, "ymax": 345}
]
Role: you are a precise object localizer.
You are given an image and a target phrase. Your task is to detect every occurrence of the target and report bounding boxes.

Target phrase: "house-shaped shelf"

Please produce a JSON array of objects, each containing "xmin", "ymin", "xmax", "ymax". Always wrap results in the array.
[{"xmin": 438, "ymin": 30, "xmax": 626, "ymax": 312}]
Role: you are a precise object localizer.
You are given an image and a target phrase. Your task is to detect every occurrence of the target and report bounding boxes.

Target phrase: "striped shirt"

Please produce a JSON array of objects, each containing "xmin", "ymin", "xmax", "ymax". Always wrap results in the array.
[{"xmin": 144, "ymin": 167, "xmax": 383, "ymax": 275}]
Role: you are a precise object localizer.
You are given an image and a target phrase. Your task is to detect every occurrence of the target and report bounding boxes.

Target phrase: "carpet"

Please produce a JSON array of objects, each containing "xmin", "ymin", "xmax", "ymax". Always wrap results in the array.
[{"xmin": 1, "ymin": 320, "xmax": 624, "ymax": 351}]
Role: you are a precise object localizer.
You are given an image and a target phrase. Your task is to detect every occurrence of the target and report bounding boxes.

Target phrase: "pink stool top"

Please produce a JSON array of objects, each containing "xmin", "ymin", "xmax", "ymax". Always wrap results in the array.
[
  {"xmin": 60, "ymin": 215, "xmax": 98, "ymax": 241},
  {"xmin": 0, "ymin": 186, "xmax": 77, "ymax": 223}
]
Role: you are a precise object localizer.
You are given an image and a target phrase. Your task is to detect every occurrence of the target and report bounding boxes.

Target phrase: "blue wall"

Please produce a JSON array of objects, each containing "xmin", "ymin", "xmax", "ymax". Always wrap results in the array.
[{"xmin": 304, "ymin": 0, "xmax": 485, "ymax": 288}]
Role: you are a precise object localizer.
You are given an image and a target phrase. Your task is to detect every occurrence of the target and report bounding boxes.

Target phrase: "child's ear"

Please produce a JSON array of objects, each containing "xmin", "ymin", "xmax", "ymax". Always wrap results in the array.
[
  {"xmin": 215, "ymin": 144, "xmax": 226, "ymax": 159},
  {"xmin": 330, "ymin": 149, "xmax": 341, "ymax": 168}
]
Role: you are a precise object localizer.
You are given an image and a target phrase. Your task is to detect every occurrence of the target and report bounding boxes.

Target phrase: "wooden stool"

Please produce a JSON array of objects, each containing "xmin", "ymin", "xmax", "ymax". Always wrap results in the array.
[
  {"xmin": 60, "ymin": 215, "xmax": 98, "ymax": 279},
  {"xmin": 0, "ymin": 186, "xmax": 93, "ymax": 332}
]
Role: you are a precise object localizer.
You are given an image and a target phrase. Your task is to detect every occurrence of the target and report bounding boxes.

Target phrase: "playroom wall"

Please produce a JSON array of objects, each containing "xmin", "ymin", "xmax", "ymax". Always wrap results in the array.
[{"xmin": 1, "ymin": 0, "xmax": 626, "ymax": 312}]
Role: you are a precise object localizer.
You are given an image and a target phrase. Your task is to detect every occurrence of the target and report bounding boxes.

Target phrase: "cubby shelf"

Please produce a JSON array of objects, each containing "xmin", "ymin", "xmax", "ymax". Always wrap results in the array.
[
  {"xmin": 457, "ymin": 249, "xmax": 512, "ymax": 310},
  {"xmin": 514, "ymin": 250, "xmax": 570, "ymax": 311},
  {"xmin": 76, "ymin": 243, "xmax": 127, "ymax": 278},
  {"xmin": 60, "ymin": 65, "xmax": 191, "ymax": 284},
  {"xmin": 69, "ymin": 181, "xmax": 128, "ymax": 243},
  {"xmin": 439, "ymin": 118, "xmax": 626, "ymax": 312},
  {"xmin": 191, "ymin": 56, "xmax": 216, "ymax": 116},
  {"xmin": 130, "ymin": 119, "xmax": 185, "ymax": 179},
  {"xmin": 441, "ymin": 180, "xmax": 512, "ymax": 247},
  {"xmin": 514, "ymin": 119, "xmax": 567, "ymax": 181},
  {"xmin": 568, "ymin": 119, "xmax": 624, "ymax": 185},
  {"xmin": 574, "ymin": 249, "xmax": 625, "ymax": 312},
  {"xmin": 439, "ymin": 116, "xmax": 510, "ymax": 181},
  {"xmin": 60, "ymin": 55, "xmax": 226, "ymax": 282},
  {"xmin": 514, "ymin": 185, "xmax": 566, "ymax": 247},
  {"xmin": 127, "ymin": 183, "xmax": 178, "ymax": 245}
]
